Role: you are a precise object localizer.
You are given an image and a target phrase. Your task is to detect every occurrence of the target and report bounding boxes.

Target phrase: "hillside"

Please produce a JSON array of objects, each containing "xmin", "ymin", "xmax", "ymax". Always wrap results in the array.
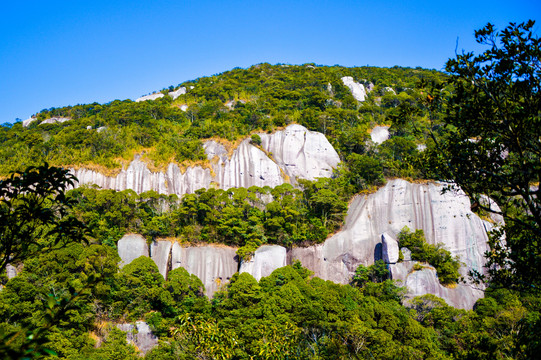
[{"xmin": 1, "ymin": 61, "xmax": 539, "ymax": 359}]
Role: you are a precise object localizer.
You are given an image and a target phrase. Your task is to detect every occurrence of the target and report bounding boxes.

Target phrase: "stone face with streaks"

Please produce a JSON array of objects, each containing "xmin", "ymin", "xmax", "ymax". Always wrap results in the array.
[
  {"xmin": 239, "ymin": 245, "xmax": 287, "ymax": 281},
  {"xmin": 70, "ymin": 124, "xmax": 340, "ymax": 196},
  {"xmin": 135, "ymin": 93, "xmax": 164, "ymax": 102},
  {"xmin": 117, "ymin": 234, "xmax": 149, "ymax": 268},
  {"xmin": 171, "ymin": 243, "xmax": 238, "ymax": 297},
  {"xmin": 259, "ymin": 124, "xmax": 340, "ymax": 182},
  {"xmin": 291, "ymin": 179, "xmax": 490, "ymax": 309},
  {"xmin": 341, "ymin": 76, "xmax": 367, "ymax": 102},
  {"xmin": 150, "ymin": 240, "xmax": 172, "ymax": 279},
  {"xmin": 168, "ymin": 87, "xmax": 186, "ymax": 100}
]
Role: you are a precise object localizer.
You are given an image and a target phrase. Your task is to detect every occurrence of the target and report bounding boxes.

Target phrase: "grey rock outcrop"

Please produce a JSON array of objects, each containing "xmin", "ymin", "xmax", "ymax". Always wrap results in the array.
[
  {"xmin": 150, "ymin": 240, "xmax": 172, "ymax": 279},
  {"xmin": 70, "ymin": 124, "xmax": 340, "ymax": 196},
  {"xmin": 22, "ymin": 117, "xmax": 38, "ymax": 127},
  {"xmin": 370, "ymin": 126, "xmax": 390, "ymax": 144},
  {"xmin": 117, "ymin": 234, "xmax": 149, "ymax": 268},
  {"xmin": 39, "ymin": 117, "xmax": 71, "ymax": 126},
  {"xmin": 403, "ymin": 267, "xmax": 483, "ymax": 309},
  {"xmin": 239, "ymin": 245, "xmax": 287, "ymax": 281},
  {"xmin": 290, "ymin": 179, "xmax": 490, "ymax": 309},
  {"xmin": 6, "ymin": 264, "xmax": 17, "ymax": 279},
  {"xmin": 136, "ymin": 93, "xmax": 164, "ymax": 102},
  {"xmin": 259, "ymin": 124, "xmax": 340, "ymax": 181},
  {"xmin": 171, "ymin": 243, "xmax": 238, "ymax": 297},
  {"xmin": 381, "ymin": 232, "xmax": 399, "ymax": 264},
  {"xmin": 168, "ymin": 87, "xmax": 186, "ymax": 100},
  {"xmin": 341, "ymin": 76, "xmax": 367, "ymax": 102},
  {"xmin": 117, "ymin": 321, "xmax": 158, "ymax": 354}
]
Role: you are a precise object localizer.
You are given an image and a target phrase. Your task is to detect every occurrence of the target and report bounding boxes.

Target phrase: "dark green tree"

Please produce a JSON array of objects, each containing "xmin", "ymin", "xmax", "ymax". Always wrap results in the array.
[{"xmin": 429, "ymin": 21, "xmax": 540, "ymax": 289}]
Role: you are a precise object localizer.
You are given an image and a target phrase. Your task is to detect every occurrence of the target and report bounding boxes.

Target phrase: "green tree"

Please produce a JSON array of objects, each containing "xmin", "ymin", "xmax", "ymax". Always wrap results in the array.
[
  {"xmin": 429, "ymin": 20, "xmax": 541, "ymax": 289},
  {"xmin": 0, "ymin": 164, "xmax": 85, "ymax": 273}
]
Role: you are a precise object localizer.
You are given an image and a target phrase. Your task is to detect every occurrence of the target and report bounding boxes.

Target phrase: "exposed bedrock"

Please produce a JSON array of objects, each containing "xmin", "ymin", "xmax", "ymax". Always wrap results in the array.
[
  {"xmin": 370, "ymin": 126, "xmax": 390, "ymax": 144},
  {"xmin": 115, "ymin": 178, "xmax": 491, "ymax": 308},
  {"xmin": 171, "ymin": 243, "xmax": 238, "ymax": 297},
  {"xmin": 150, "ymin": 240, "xmax": 172, "ymax": 279},
  {"xmin": 341, "ymin": 76, "xmax": 367, "ymax": 102},
  {"xmin": 259, "ymin": 124, "xmax": 340, "ymax": 182},
  {"xmin": 291, "ymin": 179, "xmax": 490, "ymax": 309},
  {"xmin": 116, "ymin": 321, "xmax": 158, "ymax": 354},
  {"xmin": 70, "ymin": 124, "xmax": 340, "ymax": 196},
  {"xmin": 117, "ymin": 234, "xmax": 149, "ymax": 268},
  {"xmin": 239, "ymin": 245, "xmax": 287, "ymax": 281}
]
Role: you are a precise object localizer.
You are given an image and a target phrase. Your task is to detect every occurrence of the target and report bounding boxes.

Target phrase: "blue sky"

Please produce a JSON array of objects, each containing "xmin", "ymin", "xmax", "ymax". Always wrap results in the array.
[{"xmin": 0, "ymin": 0, "xmax": 539, "ymax": 123}]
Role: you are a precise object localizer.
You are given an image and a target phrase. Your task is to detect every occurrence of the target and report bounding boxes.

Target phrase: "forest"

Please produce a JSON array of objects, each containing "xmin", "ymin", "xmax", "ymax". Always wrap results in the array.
[{"xmin": 0, "ymin": 21, "xmax": 540, "ymax": 359}]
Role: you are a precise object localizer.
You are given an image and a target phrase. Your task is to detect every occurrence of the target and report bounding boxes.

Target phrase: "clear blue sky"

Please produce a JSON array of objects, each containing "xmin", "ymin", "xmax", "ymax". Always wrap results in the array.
[{"xmin": 1, "ymin": 0, "xmax": 539, "ymax": 123}]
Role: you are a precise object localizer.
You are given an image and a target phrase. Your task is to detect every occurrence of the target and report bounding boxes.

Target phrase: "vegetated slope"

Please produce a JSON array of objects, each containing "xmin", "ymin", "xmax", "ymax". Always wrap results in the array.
[{"xmin": 0, "ymin": 63, "xmax": 444, "ymax": 182}]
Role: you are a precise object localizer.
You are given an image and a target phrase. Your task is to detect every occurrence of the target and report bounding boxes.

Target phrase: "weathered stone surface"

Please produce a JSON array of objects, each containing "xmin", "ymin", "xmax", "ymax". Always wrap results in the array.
[
  {"xmin": 150, "ymin": 240, "xmax": 172, "ymax": 279},
  {"xmin": 370, "ymin": 126, "xmax": 390, "ymax": 144},
  {"xmin": 259, "ymin": 124, "xmax": 340, "ymax": 181},
  {"xmin": 22, "ymin": 117, "xmax": 37, "ymax": 127},
  {"xmin": 383, "ymin": 86, "xmax": 396, "ymax": 95},
  {"xmin": 404, "ymin": 267, "xmax": 484, "ymax": 309},
  {"xmin": 416, "ymin": 144, "xmax": 427, "ymax": 151},
  {"xmin": 168, "ymin": 87, "xmax": 186, "ymax": 100},
  {"xmin": 401, "ymin": 247, "xmax": 412, "ymax": 261},
  {"xmin": 240, "ymin": 245, "xmax": 287, "ymax": 281},
  {"xmin": 117, "ymin": 234, "xmax": 149, "ymax": 268},
  {"xmin": 171, "ymin": 243, "xmax": 238, "ymax": 297},
  {"xmin": 382, "ymin": 232, "xmax": 399, "ymax": 264},
  {"xmin": 117, "ymin": 321, "xmax": 158, "ymax": 354},
  {"xmin": 291, "ymin": 179, "xmax": 489, "ymax": 308},
  {"xmin": 39, "ymin": 117, "xmax": 71, "ymax": 126},
  {"xmin": 341, "ymin": 76, "xmax": 367, "ymax": 102},
  {"xmin": 71, "ymin": 124, "xmax": 340, "ymax": 196},
  {"xmin": 6, "ymin": 264, "xmax": 17, "ymax": 279},
  {"xmin": 180, "ymin": 104, "xmax": 188, "ymax": 111},
  {"xmin": 135, "ymin": 93, "xmax": 164, "ymax": 102},
  {"xmin": 214, "ymin": 139, "xmax": 285, "ymax": 190},
  {"xmin": 71, "ymin": 154, "xmax": 212, "ymax": 196}
]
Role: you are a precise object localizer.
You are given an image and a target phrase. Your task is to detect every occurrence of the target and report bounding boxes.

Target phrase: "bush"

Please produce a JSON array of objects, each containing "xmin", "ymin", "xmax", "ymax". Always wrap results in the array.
[
  {"xmin": 398, "ymin": 227, "xmax": 461, "ymax": 285},
  {"xmin": 250, "ymin": 134, "xmax": 262, "ymax": 146}
]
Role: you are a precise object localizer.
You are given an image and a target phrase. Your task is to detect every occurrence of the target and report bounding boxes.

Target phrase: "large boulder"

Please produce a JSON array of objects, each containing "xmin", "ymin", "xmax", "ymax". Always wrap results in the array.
[
  {"xmin": 381, "ymin": 232, "xmax": 399, "ymax": 264},
  {"xmin": 117, "ymin": 234, "xmax": 149, "ymax": 268},
  {"xmin": 341, "ymin": 76, "xmax": 367, "ymax": 102},
  {"xmin": 239, "ymin": 245, "xmax": 287, "ymax": 281},
  {"xmin": 370, "ymin": 126, "xmax": 390, "ymax": 144},
  {"xmin": 259, "ymin": 124, "xmax": 340, "ymax": 182}
]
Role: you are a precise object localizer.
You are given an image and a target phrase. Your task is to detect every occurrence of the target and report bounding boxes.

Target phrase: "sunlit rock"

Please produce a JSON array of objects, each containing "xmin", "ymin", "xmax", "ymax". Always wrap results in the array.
[
  {"xmin": 136, "ymin": 93, "xmax": 164, "ymax": 102},
  {"xmin": 341, "ymin": 76, "xmax": 367, "ymax": 101},
  {"xmin": 239, "ymin": 245, "xmax": 287, "ymax": 281},
  {"xmin": 117, "ymin": 234, "xmax": 149, "ymax": 268},
  {"xmin": 171, "ymin": 243, "xmax": 238, "ymax": 297},
  {"xmin": 370, "ymin": 126, "xmax": 390, "ymax": 144}
]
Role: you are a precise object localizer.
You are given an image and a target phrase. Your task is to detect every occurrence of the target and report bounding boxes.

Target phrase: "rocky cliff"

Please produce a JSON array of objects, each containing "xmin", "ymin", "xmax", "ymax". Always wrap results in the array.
[
  {"xmin": 70, "ymin": 124, "xmax": 340, "ymax": 195},
  {"xmin": 116, "ymin": 179, "xmax": 491, "ymax": 308}
]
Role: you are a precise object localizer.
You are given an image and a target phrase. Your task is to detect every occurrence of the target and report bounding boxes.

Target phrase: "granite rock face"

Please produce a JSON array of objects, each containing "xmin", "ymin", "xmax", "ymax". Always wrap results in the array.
[
  {"xmin": 381, "ymin": 232, "xmax": 399, "ymax": 264},
  {"xmin": 117, "ymin": 321, "xmax": 158, "ymax": 354},
  {"xmin": 239, "ymin": 245, "xmax": 287, "ymax": 281},
  {"xmin": 259, "ymin": 124, "xmax": 341, "ymax": 182},
  {"xmin": 370, "ymin": 126, "xmax": 390, "ymax": 144},
  {"xmin": 290, "ymin": 179, "xmax": 490, "ymax": 309},
  {"xmin": 117, "ymin": 234, "xmax": 149, "ymax": 268},
  {"xmin": 22, "ymin": 117, "xmax": 38, "ymax": 127},
  {"xmin": 70, "ymin": 124, "xmax": 340, "ymax": 196},
  {"xmin": 169, "ymin": 87, "xmax": 186, "ymax": 100},
  {"xmin": 171, "ymin": 243, "xmax": 238, "ymax": 297},
  {"xmin": 341, "ymin": 76, "xmax": 367, "ymax": 102},
  {"xmin": 6, "ymin": 264, "xmax": 17, "ymax": 279},
  {"xmin": 135, "ymin": 93, "xmax": 164, "ymax": 102},
  {"xmin": 150, "ymin": 240, "xmax": 172, "ymax": 279}
]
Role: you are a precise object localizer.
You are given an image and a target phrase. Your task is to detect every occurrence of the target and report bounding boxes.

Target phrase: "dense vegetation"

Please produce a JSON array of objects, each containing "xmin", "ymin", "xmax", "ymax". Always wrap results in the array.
[
  {"xmin": 398, "ymin": 228, "xmax": 461, "ymax": 285},
  {"xmin": 1, "ymin": 20, "xmax": 540, "ymax": 360}
]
